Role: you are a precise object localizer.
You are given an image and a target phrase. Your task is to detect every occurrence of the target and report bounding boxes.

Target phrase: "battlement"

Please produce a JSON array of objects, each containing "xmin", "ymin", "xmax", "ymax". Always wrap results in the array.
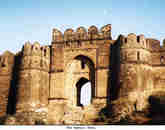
[
  {"xmin": 52, "ymin": 24, "xmax": 112, "ymax": 43},
  {"xmin": 22, "ymin": 41, "xmax": 50, "ymax": 58},
  {"xmin": 120, "ymin": 33, "xmax": 150, "ymax": 50},
  {"xmin": 146, "ymin": 38, "xmax": 161, "ymax": 51},
  {"xmin": 118, "ymin": 34, "xmax": 165, "ymax": 66},
  {"xmin": 117, "ymin": 34, "xmax": 153, "ymax": 65},
  {"xmin": 146, "ymin": 38, "xmax": 165, "ymax": 52},
  {"xmin": 1, "ymin": 24, "xmax": 165, "ymax": 123},
  {"xmin": 20, "ymin": 42, "xmax": 50, "ymax": 71}
]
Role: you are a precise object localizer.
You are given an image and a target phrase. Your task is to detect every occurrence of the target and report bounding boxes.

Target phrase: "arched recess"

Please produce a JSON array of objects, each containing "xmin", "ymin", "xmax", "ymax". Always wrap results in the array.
[
  {"xmin": 64, "ymin": 55, "xmax": 95, "ymax": 106},
  {"xmin": 75, "ymin": 55, "xmax": 95, "ymax": 96}
]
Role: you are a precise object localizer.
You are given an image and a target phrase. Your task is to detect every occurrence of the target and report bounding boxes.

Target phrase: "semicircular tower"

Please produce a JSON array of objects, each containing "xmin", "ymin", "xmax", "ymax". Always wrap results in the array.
[
  {"xmin": 16, "ymin": 42, "xmax": 50, "ymax": 113},
  {"xmin": 111, "ymin": 34, "xmax": 153, "ymax": 111}
]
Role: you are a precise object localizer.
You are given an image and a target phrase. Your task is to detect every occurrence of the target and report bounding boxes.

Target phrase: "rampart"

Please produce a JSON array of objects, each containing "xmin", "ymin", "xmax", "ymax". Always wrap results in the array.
[{"xmin": 0, "ymin": 24, "xmax": 165, "ymax": 124}]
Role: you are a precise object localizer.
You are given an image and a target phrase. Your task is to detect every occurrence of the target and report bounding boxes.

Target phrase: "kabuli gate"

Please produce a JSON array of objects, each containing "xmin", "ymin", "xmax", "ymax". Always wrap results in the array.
[{"xmin": 1, "ymin": 24, "xmax": 165, "ymax": 124}]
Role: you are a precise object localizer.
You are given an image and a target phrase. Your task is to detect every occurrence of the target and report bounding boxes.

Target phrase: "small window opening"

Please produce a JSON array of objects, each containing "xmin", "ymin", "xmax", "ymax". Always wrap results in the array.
[
  {"xmin": 81, "ymin": 61, "xmax": 85, "ymax": 69},
  {"xmin": 125, "ymin": 52, "xmax": 127, "ymax": 60},
  {"xmin": 2, "ymin": 63, "xmax": 6, "ymax": 67},
  {"xmin": 125, "ymin": 38, "xmax": 127, "ymax": 43},
  {"xmin": 44, "ymin": 49, "xmax": 47, "ymax": 56},
  {"xmin": 137, "ymin": 52, "xmax": 140, "ymax": 60},
  {"xmin": 160, "ymin": 56, "xmax": 164, "ymax": 64},
  {"xmin": 1, "ymin": 59, "xmax": 6, "ymax": 67},
  {"xmin": 40, "ymin": 60, "xmax": 43, "ymax": 67},
  {"xmin": 137, "ymin": 36, "xmax": 140, "ymax": 43},
  {"xmin": 52, "ymin": 48, "xmax": 54, "ymax": 56}
]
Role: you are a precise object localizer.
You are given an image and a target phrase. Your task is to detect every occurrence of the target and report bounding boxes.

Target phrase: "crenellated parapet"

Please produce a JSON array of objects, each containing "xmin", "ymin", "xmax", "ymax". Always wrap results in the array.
[
  {"xmin": 120, "ymin": 33, "xmax": 150, "ymax": 50},
  {"xmin": 118, "ymin": 33, "xmax": 165, "ymax": 66},
  {"xmin": 149, "ymin": 38, "xmax": 165, "ymax": 66},
  {"xmin": 52, "ymin": 24, "xmax": 112, "ymax": 44},
  {"xmin": 16, "ymin": 41, "xmax": 50, "ymax": 113},
  {"xmin": 119, "ymin": 34, "xmax": 151, "ymax": 65},
  {"xmin": 145, "ymin": 38, "xmax": 165, "ymax": 52},
  {"xmin": 20, "ymin": 41, "xmax": 50, "ymax": 72},
  {"xmin": 146, "ymin": 38, "xmax": 161, "ymax": 52},
  {"xmin": 23, "ymin": 42, "xmax": 50, "ymax": 57}
]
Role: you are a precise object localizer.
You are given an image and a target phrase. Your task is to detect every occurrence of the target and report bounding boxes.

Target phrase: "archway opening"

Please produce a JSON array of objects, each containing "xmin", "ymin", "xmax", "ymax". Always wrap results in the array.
[
  {"xmin": 76, "ymin": 77, "xmax": 92, "ymax": 107},
  {"xmin": 65, "ymin": 55, "xmax": 95, "ymax": 106},
  {"xmin": 74, "ymin": 55, "xmax": 95, "ymax": 99}
]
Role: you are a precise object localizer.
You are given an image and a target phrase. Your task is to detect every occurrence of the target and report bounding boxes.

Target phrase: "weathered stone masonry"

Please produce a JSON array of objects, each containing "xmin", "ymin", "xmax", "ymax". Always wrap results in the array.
[{"xmin": 0, "ymin": 24, "xmax": 165, "ymax": 124}]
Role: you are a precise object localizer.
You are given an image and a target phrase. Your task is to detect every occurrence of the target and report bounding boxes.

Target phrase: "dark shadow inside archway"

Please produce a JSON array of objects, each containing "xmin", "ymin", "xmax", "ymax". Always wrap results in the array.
[{"xmin": 76, "ymin": 77, "xmax": 90, "ymax": 107}]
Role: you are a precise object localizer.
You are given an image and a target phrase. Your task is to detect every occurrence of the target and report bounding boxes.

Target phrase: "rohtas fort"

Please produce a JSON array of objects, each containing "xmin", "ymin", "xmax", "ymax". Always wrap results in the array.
[{"xmin": 1, "ymin": 24, "xmax": 165, "ymax": 124}]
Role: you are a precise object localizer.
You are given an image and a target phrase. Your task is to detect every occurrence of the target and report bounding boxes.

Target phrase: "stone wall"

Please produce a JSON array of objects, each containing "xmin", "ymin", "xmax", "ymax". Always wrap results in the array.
[
  {"xmin": 110, "ymin": 34, "xmax": 165, "ymax": 112},
  {"xmin": 112, "ymin": 34, "xmax": 154, "ymax": 111},
  {"xmin": 48, "ymin": 24, "xmax": 112, "ymax": 123},
  {"xmin": 16, "ymin": 42, "xmax": 50, "ymax": 113},
  {"xmin": 1, "ymin": 24, "xmax": 165, "ymax": 124},
  {"xmin": 0, "ymin": 51, "xmax": 15, "ymax": 116}
]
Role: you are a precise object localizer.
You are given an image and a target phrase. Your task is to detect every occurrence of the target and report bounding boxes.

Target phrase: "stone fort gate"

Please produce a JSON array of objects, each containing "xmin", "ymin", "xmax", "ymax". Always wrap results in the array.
[
  {"xmin": 2, "ymin": 24, "xmax": 165, "ymax": 124},
  {"xmin": 2, "ymin": 23, "xmax": 165, "ymax": 125},
  {"xmin": 0, "ymin": 24, "xmax": 113, "ymax": 123},
  {"xmin": 64, "ymin": 55, "xmax": 95, "ymax": 106},
  {"xmin": 48, "ymin": 24, "xmax": 112, "ymax": 122}
]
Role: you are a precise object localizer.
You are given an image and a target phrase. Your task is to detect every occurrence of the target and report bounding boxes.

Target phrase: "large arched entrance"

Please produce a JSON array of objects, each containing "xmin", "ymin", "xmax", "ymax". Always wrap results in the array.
[{"xmin": 65, "ymin": 55, "xmax": 95, "ymax": 107}]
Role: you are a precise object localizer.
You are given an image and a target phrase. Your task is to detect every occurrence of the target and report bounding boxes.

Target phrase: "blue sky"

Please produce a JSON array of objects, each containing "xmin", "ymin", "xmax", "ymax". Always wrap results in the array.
[{"xmin": 0, "ymin": 0, "xmax": 165, "ymax": 54}]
